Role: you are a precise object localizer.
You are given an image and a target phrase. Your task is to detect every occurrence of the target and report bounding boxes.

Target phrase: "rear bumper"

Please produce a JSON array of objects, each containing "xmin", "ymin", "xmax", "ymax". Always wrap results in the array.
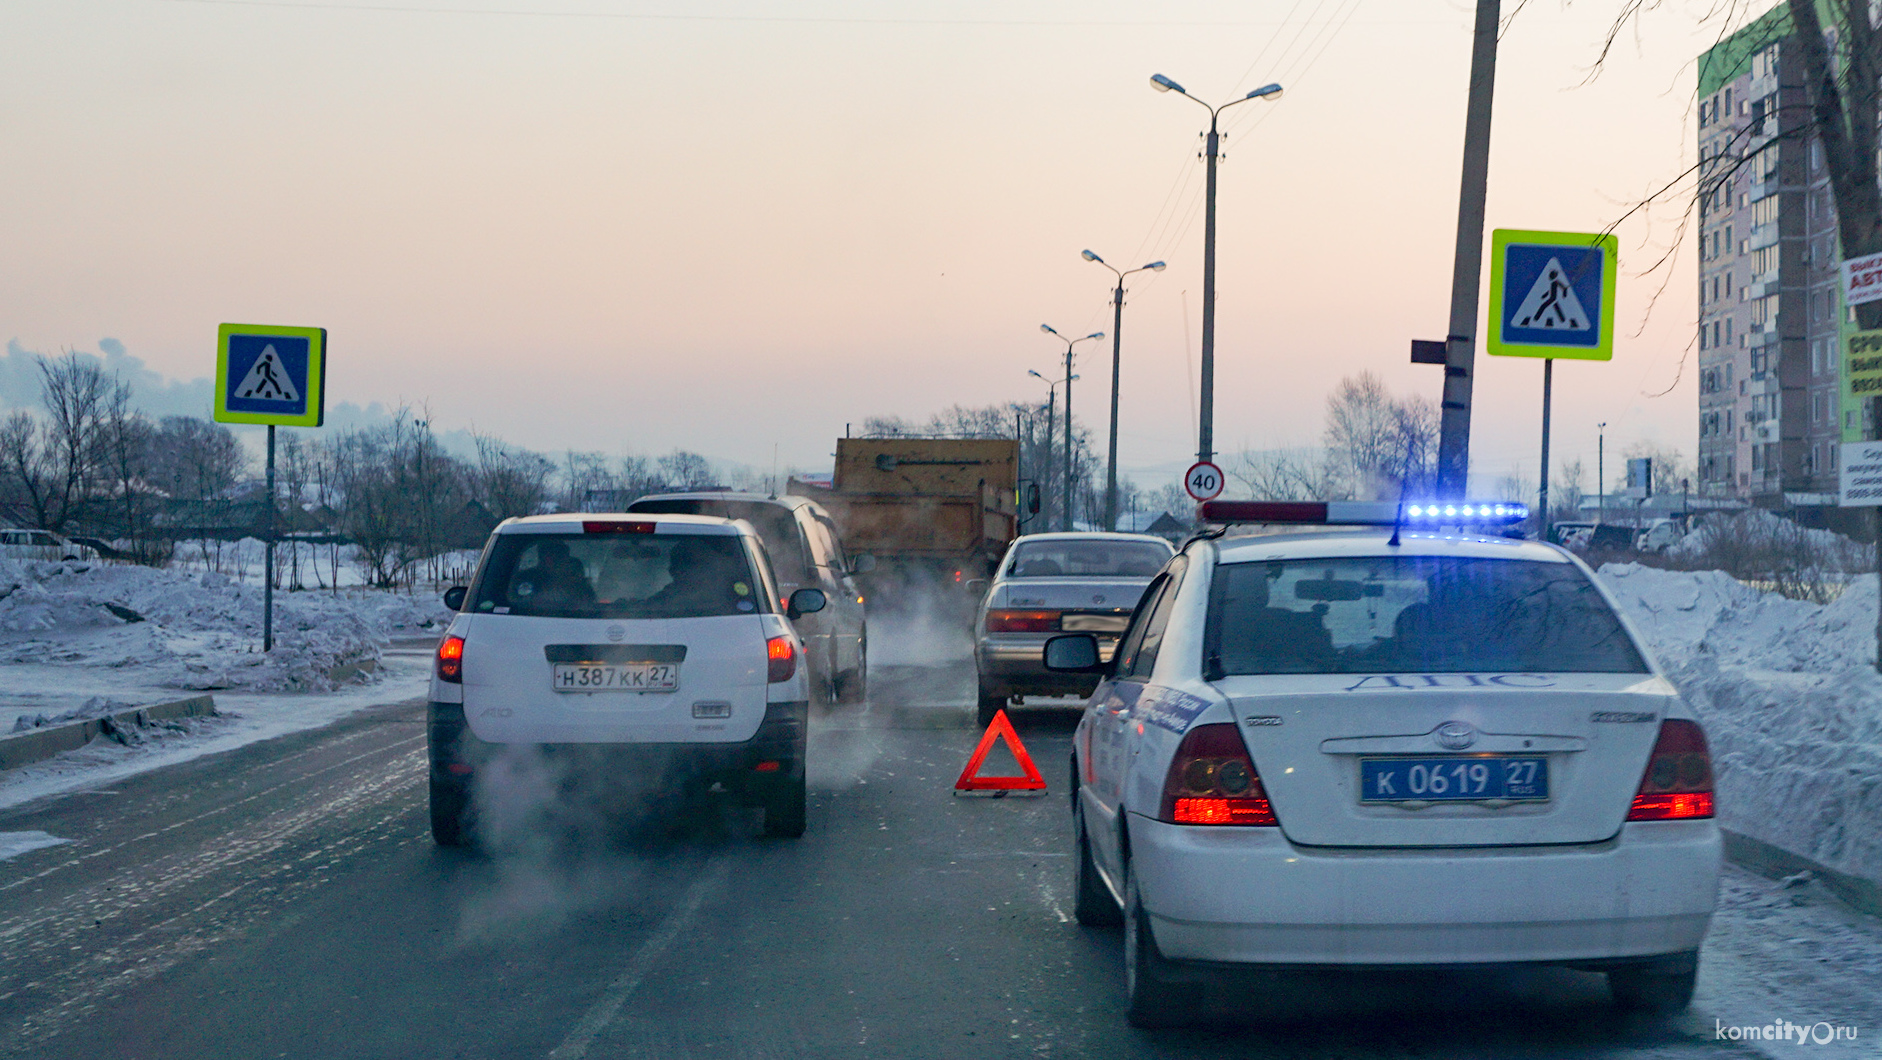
[
  {"xmin": 976, "ymin": 635, "xmax": 1114, "ymax": 697},
  {"xmin": 429, "ymin": 700, "xmax": 807, "ymax": 787},
  {"xmin": 1129, "ymin": 813, "xmax": 1720, "ymax": 967}
]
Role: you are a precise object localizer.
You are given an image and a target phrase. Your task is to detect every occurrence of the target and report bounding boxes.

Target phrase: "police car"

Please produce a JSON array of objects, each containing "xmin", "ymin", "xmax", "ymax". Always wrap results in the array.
[
  {"xmin": 1047, "ymin": 501, "xmax": 1720, "ymax": 1026},
  {"xmin": 427, "ymin": 513, "xmax": 826, "ymax": 844}
]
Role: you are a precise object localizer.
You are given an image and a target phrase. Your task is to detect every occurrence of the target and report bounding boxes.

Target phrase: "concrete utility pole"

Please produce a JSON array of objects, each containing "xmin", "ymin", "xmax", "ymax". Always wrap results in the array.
[
  {"xmin": 1082, "ymin": 251, "xmax": 1166, "ymax": 530},
  {"xmin": 1433, "ymin": 0, "xmax": 1501, "ymax": 498},
  {"xmin": 1039, "ymin": 327, "xmax": 1102, "ymax": 532},
  {"xmin": 1150, "ymin": 74, "xmax": 1282, "ymax": 467}
]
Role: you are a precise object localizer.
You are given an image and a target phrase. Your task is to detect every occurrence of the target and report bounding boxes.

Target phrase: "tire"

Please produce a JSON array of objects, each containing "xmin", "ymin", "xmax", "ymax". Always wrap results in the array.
[
  {"xmin": 429, "ymin": 773, "xmax": 472, "ymax": 848},
  {"xmin": 1608, "ymin": 956, "xmax": 1697, "ymax": 1013},
  {"xmin": 836, "ymin": 644, "xmax": 867, "ymax": 706},
  {"xmin": 1073, "ymin": 797, "xmax": 1123, "ymax": 927},
  {"xmin": 976, "ymin": 685, "xmax": 1005, "ymax": 728},
  {"xmin": 1123, "ymin": 861, "xmax": 1190, "ymax": 1028},
  {"xmin": 762, "ymin": 773, "xmax": 807, "ymax": 838}
]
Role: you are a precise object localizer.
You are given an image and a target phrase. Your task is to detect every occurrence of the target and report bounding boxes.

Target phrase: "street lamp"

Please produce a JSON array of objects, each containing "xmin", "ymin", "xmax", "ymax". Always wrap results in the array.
[
  {"xmin": 1150, "ymin": 74, "xmax": 1282, "ymax": 468},
  {"xmin": 1039, "ymin": 326, "xmax": 1104, "ymax": 531},
  {"xmin": 1027, "ymin": 368, "xmax": 1078, "ymax": 531},
  {"xmin": 1082, "ymin": 250, "xmax": 1166, "ymax": 531}
]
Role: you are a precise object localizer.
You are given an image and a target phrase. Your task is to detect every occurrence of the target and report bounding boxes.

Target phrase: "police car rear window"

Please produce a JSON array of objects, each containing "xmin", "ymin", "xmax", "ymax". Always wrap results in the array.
[
  {"xmin": 468, "ymin": 533, "xmax": 766, "ymax": 619},
  {"xmin": 1204, "ymin": 556, "xmax": 1647, "ymax": 675}
]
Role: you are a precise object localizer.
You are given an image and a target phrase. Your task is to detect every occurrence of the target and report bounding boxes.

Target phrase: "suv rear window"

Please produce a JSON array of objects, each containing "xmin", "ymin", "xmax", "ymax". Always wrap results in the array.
[
  {"xmin": 1007, "ymin": 539, "xmax": 1170, "ymax": 578},
  {"xmin": 469, "ymin": 533, "xmax": 766, "ymax": 619},
  {"xmin": 1205, "ymin": 556, "xmax": 1647, "ymax": 675},
  {"xmin": 629, "ymin": 499, "xmax": 811, "ymax": 585}
]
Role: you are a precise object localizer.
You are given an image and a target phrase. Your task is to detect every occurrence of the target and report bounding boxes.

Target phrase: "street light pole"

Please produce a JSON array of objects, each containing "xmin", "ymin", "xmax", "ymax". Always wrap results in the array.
[
  {"xmin": 1082, "ymin": 251, "xmax": 1166, "ymax": 531},
  {"xmin": 1039, "ymin": 327, "xmax": 1103, "ymax": 531},
  {"xmin": 1151, "ymin": 74, "xmax": 1282, "ymax": 466}
]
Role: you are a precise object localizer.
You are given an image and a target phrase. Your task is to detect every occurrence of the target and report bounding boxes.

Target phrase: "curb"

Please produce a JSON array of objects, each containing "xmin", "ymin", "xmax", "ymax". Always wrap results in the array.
[
  {"xmin": 0, "ymin": 695, "xmax": 219, "ymax": 772},
  {"xmin": 1723, "ymin": 828, "xmax": 1882, "ymax": 919}
]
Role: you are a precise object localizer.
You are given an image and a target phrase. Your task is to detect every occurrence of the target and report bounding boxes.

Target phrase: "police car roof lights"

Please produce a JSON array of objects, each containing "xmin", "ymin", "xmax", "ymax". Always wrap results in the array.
[{"xmin": 1197, "ymin": 500, "xmax": 1529, "ymax": 526}]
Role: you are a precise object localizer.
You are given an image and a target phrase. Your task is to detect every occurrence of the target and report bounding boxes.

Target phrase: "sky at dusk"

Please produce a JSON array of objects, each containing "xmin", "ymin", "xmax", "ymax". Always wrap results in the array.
[{"xmin": 0, "ymin": 0, "xmax": 1753, "ymax": 492}]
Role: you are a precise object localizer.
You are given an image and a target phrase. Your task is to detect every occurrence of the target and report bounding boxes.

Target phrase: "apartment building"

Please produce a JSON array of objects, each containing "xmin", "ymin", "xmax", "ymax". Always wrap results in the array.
[{"xmin": 1696, "ymin": 15, "xmax": 1845, "ymax": 504}]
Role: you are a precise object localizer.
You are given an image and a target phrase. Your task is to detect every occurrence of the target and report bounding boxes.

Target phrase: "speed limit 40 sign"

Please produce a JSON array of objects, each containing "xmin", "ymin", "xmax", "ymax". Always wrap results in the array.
[{"xmin": 1184, "ymin": 461, "xmax": 1225, "ymax": 502}]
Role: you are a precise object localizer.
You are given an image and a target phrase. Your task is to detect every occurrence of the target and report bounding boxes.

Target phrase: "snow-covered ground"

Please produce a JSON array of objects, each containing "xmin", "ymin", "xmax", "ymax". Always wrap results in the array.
[
  {"xmin": 0, "ymin": 654, "xmax": 430, "ymax": 812},
  {"xmin": 1599, "ymin": 563, "xmax": 1882, "ymax": 891},
  {"xmin": 0, "ymin": 555, "xmax": 449, "ymax": 731}
]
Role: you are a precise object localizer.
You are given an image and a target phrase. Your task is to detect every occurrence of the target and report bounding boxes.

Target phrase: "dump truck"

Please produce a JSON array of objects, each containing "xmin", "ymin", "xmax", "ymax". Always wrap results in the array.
[{"xmin": 790, "ymin": 437, "xmax": 1021, "ymax": 616}]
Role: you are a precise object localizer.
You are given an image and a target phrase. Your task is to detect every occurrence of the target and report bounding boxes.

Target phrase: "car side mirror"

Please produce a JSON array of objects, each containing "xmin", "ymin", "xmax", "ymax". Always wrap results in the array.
[
  {"xmin": 965, "ymin": 578, "xmax": 989, "ymax": 595},
  {"xmin": 848, "ymin": 554, "xmax": 877, "ymax": 575},
  {"xmin": 1026, "ymin": 483, "xmax": 1042, "ymax": 515},
  {"xmin": 442, "ymin": 586, "xmax": 467, "ymax": 611},
  {"xmin": 787, "ymin": 587, "xmax": 827, "ymax": 619},
  {"xmin": 1043, "ymin": 633, "xmax": 1103, "ymax": 673}
]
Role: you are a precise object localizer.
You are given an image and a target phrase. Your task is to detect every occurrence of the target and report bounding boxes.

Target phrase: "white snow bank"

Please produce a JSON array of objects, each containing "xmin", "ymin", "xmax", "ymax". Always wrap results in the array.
[
  {"xmin": 0, "ymin": 831, "xmax": 70, "ymax": 861},
  {"xmin": 0, "ymin": 556, "xmax": 449, "ymax": 702},
  {"xmin": 1599, "ymin": 563, "xmax": 1882, "ymax": 888}
]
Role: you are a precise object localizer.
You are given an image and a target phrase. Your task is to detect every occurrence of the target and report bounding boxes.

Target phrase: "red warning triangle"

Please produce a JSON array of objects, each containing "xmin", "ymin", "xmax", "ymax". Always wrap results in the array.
[{"xmin": 954, "ymin": 709, "xmax": 1047, "ymax": 791}]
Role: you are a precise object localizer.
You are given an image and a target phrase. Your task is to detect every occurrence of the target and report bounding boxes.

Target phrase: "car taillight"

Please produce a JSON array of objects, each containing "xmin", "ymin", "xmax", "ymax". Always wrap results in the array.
[
  {"xmin": 1159, "ymin": 723, "xmax": 1277, "ymax": 826},
  {"xmin": 985, "ymin": 609, "xmax": 1061, "ymax": 633},
  {"xmin": 436, "ymin": 635, "xmax": 464, "ymax": 684},
  {"xmin": 1626, "ymin": 718, "xmax": 1715, "ymax": 821},
  {"xmin": 767, "ymin": 636, "xmax": 796, "ymax": 682}
]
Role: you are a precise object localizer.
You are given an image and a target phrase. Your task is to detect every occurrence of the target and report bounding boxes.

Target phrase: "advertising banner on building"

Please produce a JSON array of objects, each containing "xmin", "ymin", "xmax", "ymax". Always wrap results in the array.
[
  {"xmin": 1843, "ymin": 329, "xmax": 1882, "ymax": 443},
  {"xmin": 1839, "ymin": 441, "xmax": 1882, "ymax": 506},
  {"xmin": 1843, "ymin": 251, "xmax": 1882, "ymax": 308}
]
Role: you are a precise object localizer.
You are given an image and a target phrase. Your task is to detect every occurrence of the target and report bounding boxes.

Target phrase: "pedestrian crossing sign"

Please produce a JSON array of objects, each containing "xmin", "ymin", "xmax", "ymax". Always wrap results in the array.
[
  {"xmin": 1486, "ymin": 229, "xmax": 1617, "ymax": 361},
  {"xmin": 214, "ymin": 323, "xmax": 327, "ymax": 427}
]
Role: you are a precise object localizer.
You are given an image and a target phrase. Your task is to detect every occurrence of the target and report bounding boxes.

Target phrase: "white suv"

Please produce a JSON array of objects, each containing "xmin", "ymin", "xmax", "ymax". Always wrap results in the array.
[{"xmin": 427, "ymin": 513, "xmax": 825, "ymax": 844}]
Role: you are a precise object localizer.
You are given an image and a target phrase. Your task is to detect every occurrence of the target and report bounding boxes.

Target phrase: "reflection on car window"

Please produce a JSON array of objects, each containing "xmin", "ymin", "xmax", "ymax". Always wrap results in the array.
[
  {"xmin": 469, "ymin": 533, "xmax": 766, "ymax": 619},
  {"xmin": 1205, "ymin": 557, "xmax": 1647, "ymax": 675},
  {"xmin": 630, "ymin": 499, "xmax": 811, "ymax": 585},
  {"xmin": 1007, "ymin": 539, "xmax": 1171, "ymax": 578}
]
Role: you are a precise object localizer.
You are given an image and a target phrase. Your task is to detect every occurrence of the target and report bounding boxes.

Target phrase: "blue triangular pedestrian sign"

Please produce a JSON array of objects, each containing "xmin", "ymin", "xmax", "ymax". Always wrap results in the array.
[
  {"xmin": 233, "ymin": 345, "xmax": 301, "ymax": 402},
  {"xmin": 1509, "ymin": 257, "xmax": 1590, "ymax": 331}
]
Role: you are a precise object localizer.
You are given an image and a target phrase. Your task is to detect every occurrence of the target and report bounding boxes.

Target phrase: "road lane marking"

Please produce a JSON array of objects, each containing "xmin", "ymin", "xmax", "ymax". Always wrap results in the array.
[{"xmin": 547, "ymin": 860, "xmax": 728, "ymax": 1060}]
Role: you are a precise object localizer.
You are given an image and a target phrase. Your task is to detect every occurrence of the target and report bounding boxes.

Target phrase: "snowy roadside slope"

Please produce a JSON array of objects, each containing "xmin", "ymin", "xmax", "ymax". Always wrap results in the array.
[
  {"xmin": 1599, "ymin": 564, "xmax": 1882, "ymax": 889},
  {"xmin": 0, "ymin": 556, "xmax": 448, "ymax": 708}
]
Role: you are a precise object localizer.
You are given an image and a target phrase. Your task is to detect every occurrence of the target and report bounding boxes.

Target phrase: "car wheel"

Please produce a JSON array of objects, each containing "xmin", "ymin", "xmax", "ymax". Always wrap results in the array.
[
  {"xmin": 762, "ymin": 773, "xmax": 807, "ymax": 838},
  {"xmin": 1608, "ymin": 955, "xmax": 1697, "ymax": 1013},
  {"xmin": 836, "ymin": 645, "xmax": 867, "ymax": 706},
  {"xmin": 1123, "ymin": 860, "xmax": 1190, "ymax": 1027},
  {"xmin": 976, "ymin": 685, "xmax": 1005, "ymax": 728},
  {"xmin": 429, "ymin": 773, "xmax": 472, "ymax": 848},
  {"xmin": 1073, "ymin": 797, "xmax": 1123, "ymax": 927}
]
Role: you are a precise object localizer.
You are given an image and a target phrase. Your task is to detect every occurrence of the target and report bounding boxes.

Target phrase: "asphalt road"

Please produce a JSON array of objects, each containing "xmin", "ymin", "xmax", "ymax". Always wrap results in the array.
[{"xmin": 0, "ymin": 660, "xmax": 1774, "ymax": 1059}]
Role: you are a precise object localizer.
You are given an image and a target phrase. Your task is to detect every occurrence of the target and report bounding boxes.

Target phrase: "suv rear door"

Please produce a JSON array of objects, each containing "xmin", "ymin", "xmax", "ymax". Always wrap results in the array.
[{"xmin": 458, "ymin": 521, "xmax": 774, "ymax": 745}]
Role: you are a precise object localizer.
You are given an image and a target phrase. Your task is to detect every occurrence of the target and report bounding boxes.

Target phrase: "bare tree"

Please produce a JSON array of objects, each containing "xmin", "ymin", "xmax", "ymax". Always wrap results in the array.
[
  {"xmin": 0, "ymin": 411, "xmax": 55, "ymax": 529},
  {"xmin": 1323, "ymin": 372, "xmax": 1440, "ymax": 500},
  {"xmin": 1229, "ymin": 448, "xmax": 1341, "ymax": 501},
  {"xmin": 470, "ymin": 431, "xmax": 554, "ymax": 521},
  {"xmin": 1553, "ymin": 457, "xmax": 1588, "ymax": 525},
  {"xmin": 34, "ymin": 354, "xmax": 113, "ymax": 531},
  {"xmin": 658, "ymin": 450, "xmax": 717, "ymax": 490}
]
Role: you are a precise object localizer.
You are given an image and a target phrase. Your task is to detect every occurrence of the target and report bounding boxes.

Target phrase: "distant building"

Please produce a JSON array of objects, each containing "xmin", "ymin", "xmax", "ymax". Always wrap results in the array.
[{"xmin": 1696, "ymin": 10, "xmax": 1845, "ymax": 506}]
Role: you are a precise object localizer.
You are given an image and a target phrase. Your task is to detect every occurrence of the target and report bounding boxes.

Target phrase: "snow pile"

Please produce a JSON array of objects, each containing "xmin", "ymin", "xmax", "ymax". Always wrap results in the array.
[
  {"xmin": 0, "ymin": 556, "xmax": 449, "ymax": 694},
  {"xmin": 1599, "ymin": 563, "xmax": 1882, "ymax": 888},
  {"xmin": 11, "ymin": 696, "xmax": 136, "ymax": 732}
]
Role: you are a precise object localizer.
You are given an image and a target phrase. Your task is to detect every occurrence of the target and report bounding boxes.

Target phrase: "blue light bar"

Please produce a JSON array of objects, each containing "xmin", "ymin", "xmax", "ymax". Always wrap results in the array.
[{"xmin": 1199, "ymin": 500, "xmax": 1529, "ymax": 526}]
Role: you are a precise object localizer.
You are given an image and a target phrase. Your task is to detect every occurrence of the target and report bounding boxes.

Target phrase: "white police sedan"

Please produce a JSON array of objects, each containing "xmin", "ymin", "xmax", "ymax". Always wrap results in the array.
[{"xmin": 1048, "ymin": 501, "xmax": 1720, "ymax": 1026}]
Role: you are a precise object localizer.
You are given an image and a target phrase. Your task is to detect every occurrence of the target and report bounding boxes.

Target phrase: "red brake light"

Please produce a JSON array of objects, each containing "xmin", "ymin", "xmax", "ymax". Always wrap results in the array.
[
  {"xmin": 582, "ymin": 521, "xmax": 656, "ymax": 534},
  {"xmin": 436, "ymin": 635, "xmax": 464, "ymax": 684},
  {"xmin": 1627, "ymin": 718, "xmax": 1715, "ymax": 821},
  {"xmin": 767, "ymin": 635, "xmax": 796, "ymax": 683},
  {"xmin": 985, "ymin": 609, "xmax": 1061, "ymax": 633},
  {"xmin": 1160, "ymin": 723, "xmax": 1277, "ymax": 826}
]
